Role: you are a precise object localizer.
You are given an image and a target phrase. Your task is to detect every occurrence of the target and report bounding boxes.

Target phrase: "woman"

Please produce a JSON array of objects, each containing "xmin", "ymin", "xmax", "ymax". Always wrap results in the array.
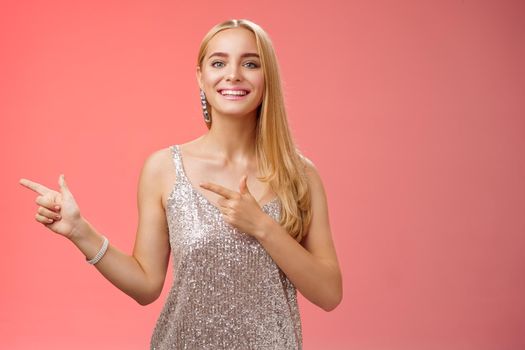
[{"xmin": 19, "ymin": 19, "xmax": 342, "ymax": 349}]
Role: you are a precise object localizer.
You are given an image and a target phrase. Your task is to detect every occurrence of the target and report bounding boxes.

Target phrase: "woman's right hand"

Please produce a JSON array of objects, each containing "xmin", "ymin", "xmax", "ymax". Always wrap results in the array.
[{"xmin": 19, "ymin": 174, "xmax": 82, "ymax": 240}]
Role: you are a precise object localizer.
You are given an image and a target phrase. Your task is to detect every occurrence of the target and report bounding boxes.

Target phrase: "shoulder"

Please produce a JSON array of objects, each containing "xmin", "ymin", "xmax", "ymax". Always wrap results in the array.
[
  {"xmin": 137, "ymin": 146, "xmax": 176, "ymax": 206},
  {"xmin": 298, "ymin": 154, "xmax": 329, "ymax": 218},
  {"xmin": 299, "ymin": 154, "xmax": 323, "ymax": 188},
  {"xmin": 142, "ymin": 146, "xmax": 173, "ymax": 174},
  {"xmin": 138, "ymin": 146, "xmax": 177, "ymax": 193}
]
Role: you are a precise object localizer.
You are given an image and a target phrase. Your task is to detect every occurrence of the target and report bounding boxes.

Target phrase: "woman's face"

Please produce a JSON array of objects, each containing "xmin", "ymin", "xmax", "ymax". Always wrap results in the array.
[{"xmin": 197, "ymin": 27, "xmax": 265, "ymax": 120}]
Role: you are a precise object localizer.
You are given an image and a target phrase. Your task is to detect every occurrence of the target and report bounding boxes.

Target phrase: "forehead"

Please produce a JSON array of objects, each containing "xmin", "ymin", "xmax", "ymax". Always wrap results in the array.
[{"xmin": 205, "ymin": 28, "xmax": 258, "ymax": 58}]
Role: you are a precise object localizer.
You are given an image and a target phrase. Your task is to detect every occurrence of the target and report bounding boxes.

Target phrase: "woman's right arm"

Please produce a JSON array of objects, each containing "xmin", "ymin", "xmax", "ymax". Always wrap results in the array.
[{"xmin": 20, "ymin": 149, "xmax": 171, "ymax": 305}]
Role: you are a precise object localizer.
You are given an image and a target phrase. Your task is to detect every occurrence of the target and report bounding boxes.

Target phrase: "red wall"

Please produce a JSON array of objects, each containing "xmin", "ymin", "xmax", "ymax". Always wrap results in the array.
[{"xmin": 2, "ymin": 1, "xmax": 524, "ymax": 349}]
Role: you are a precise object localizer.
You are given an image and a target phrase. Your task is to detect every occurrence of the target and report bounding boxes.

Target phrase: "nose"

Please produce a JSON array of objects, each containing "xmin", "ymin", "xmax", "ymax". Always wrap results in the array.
[{"xmin": 225, "ymin": 64, "xmax": 242, "ymax": 82}]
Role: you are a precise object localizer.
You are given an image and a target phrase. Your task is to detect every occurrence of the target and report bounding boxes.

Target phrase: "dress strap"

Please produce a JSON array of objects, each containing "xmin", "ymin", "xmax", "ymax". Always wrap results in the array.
[{"xmin": 170, "ymin": 145, "xmax": 186, "ymax": 184}]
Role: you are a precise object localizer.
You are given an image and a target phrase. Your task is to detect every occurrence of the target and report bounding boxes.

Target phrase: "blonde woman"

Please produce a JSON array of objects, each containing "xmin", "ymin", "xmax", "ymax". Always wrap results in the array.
[{"xmin": 19, "ymin": 19, "xmax": 342, "ymax": 349}]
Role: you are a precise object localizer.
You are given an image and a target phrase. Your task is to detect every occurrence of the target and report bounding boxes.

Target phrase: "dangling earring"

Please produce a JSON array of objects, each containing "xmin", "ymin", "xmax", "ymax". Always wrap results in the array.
[{"xmin": 200, "ymin": 89, "xmax": 211, "ymax": 123}]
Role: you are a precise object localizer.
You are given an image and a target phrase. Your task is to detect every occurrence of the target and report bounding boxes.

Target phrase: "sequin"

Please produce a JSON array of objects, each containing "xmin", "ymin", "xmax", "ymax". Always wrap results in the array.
[{"xmin": 150, "ymin": 144, "xmax": 302, "ymax": 349}]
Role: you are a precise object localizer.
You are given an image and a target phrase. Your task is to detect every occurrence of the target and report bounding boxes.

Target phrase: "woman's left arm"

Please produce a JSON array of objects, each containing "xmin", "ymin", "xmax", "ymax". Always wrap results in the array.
[
  {"xmin": 199, "ymin": 161, "xmax": 342, "ymax": 311},
  {"xmin": 254, "ymin": 160, "xmax": 342, "ymax": 311}
]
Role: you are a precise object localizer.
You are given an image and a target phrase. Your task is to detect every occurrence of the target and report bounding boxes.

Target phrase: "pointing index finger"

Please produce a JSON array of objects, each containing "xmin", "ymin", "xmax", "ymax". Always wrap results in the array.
[
  {"xmin": 19, "ymin": 178, "xmax": 52, "ymax": 195},
  {"xmin": 199, "ymin": 182, "xmax": 236, "ymax": 199}
]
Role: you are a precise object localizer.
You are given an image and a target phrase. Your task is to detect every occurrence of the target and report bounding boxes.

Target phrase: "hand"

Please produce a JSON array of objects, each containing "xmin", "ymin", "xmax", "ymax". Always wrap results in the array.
[
  {"xmin": 199, "ymin": 175, "xmax": 271, "ymax": 237},
  {"xmin": 19, "ymin": 174, "xmax": 82, "ymax": 240}
]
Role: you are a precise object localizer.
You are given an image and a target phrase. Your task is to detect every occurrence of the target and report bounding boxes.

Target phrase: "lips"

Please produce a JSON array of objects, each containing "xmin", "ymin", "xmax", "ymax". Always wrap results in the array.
[{"xmin": 217, "ymin": 88, "xmax": 251, "ymax": 96}]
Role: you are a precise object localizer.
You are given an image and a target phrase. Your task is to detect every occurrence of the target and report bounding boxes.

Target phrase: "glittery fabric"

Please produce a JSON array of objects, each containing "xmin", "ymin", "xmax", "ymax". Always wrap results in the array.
[{"xmin": 150, "ymin": 144, "xmax": 302, "ymax": 350}]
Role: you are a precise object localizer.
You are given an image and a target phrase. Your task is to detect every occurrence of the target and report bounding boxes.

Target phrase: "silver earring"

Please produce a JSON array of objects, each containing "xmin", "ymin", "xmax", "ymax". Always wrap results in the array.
[{"xmin": 200, "ymin": 89, "xmax": 211, "ymax": 123}]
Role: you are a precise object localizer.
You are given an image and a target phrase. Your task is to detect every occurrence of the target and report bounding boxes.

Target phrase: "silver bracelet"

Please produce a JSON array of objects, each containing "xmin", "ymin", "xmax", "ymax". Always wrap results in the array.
[{"xmin": 86, "ymin": 235, "xmax": 109, "ymax": 265}]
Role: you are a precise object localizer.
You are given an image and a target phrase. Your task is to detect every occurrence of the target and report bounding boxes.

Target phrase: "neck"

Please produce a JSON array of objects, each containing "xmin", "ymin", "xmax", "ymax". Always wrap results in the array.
[{"xmin": 200, "ymin": 110, "xmax": 258, "ymax": 162}]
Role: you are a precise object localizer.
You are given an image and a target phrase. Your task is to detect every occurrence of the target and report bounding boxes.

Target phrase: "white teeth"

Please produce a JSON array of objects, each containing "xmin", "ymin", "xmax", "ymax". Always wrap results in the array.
[{"xmin": 220, "ymin": 90, "xmax": 248, "ymax": 96}]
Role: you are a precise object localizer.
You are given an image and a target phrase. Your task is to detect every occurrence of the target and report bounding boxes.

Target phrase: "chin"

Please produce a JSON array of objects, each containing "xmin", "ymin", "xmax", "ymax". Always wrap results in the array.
[{"xmin": 215, "ymin": 108, "xmax": 259, "ymax": 118}]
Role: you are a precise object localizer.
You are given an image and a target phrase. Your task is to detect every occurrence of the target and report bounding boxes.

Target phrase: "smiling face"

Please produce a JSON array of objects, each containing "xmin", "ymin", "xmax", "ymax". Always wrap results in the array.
[{"xmin": 196, "ymin": 27, "xmax": 265, "ymax": 120}]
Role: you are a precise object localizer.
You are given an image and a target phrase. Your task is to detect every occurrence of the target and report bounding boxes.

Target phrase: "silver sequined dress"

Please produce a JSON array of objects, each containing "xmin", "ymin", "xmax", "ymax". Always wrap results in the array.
[{"xmin": 150, "ymin": 144, "xmax": 303, "ymax": 349}]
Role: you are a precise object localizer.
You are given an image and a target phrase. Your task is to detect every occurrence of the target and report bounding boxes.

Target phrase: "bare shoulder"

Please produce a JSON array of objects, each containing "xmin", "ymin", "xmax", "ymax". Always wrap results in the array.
[
  {"xmin": 297, "ymin": 154, "xmax": 334, "ymax": 255},
  {"xmin": 143, "ymin": 146, "xmax": 173, "ymax": 171},
  {"xmin": 138, "ymin": 146, "xmax": 176, "ymax": 208},
  {"xmin": 300, "ymin": 155, "xmax": 329, "ymax": 218},
  {"xmin": 299, "ymin": 154, "xmax": 324, "ymax": 191}
]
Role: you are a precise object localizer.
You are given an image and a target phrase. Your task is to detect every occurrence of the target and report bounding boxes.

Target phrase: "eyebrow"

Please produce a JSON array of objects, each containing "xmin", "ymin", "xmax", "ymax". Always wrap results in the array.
[{"xmin": 207, "ymin": 52, "xmax": 260, "ymax": 60}]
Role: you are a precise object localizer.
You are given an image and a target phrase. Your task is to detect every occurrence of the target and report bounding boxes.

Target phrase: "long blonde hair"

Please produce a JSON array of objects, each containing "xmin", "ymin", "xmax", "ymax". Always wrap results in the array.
[{"xmin": 197, "ymin": 19, "xmax": 312, "ymax": 242}]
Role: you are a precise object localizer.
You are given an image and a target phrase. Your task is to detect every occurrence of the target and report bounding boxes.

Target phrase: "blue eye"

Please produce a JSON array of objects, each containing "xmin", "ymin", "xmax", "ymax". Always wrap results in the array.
[{"xmin": 210, "ymin": 61, "xmax": 260, "ymax": 69}]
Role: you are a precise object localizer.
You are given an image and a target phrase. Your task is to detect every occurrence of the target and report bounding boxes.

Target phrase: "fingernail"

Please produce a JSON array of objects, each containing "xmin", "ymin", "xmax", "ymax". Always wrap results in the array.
[
  {"xmin": 55, "ymin": 206, "xmax": 60, "ymax": 210},
  {"xmin": 55, "ymin": 215, "xmax": 61, "ymax": 220},
  {"xmin": 48, "ymin": 218, "xmax": 53, "ymax": 223}
]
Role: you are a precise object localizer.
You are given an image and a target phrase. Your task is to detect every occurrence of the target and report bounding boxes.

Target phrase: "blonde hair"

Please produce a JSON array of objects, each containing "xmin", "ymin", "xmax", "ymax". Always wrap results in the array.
[{"xmin": 197, "ymin": 19, "xmax": 312, "ymax": 242}]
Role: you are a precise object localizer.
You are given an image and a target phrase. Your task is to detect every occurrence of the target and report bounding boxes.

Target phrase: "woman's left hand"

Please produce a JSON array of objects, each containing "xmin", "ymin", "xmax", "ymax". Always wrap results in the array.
[{"xmin": 199, "ymin": 175, "xmax": 271, "ymax": 237}]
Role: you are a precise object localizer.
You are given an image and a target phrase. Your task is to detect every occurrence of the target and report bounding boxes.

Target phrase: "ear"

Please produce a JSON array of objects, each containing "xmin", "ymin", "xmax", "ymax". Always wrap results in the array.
[{"xmin": 196, "ymin": 65, "xmax": 203, "ymax": 90}]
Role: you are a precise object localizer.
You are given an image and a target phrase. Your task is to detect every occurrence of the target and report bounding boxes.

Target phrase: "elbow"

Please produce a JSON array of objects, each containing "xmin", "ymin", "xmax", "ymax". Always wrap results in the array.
[
  {"xmin": 319, "ymin": 280, "xmax": 343, "ymax": 312},
  {"xmin": 320, "ymin": 292, "xmax": 342, "ymax": 312},
  {"xmin": 136, "ymin": 297, "xmax": 155, "ymax": 306},
  {"xmin": 134, "ymin": 287, "xmax": 163, "ymax": 306},
  {"xmin": 135, "ymin": 293, "xmax": 160, "ymax": 306},
  {"xmin": 321, "ymin": 301, "xmax": 341, "ymax": 312}
]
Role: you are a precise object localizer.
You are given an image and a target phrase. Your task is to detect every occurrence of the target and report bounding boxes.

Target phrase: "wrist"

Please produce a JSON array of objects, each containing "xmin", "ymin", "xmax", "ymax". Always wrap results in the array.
[
  {"xmin": 254, "ymin": 215, "xmax": 278, "ymax": 242},
  {"xmin": 67, "ymin": 217, "xmax": 108, "ymax": 264},
  {"xmin": 68, "ymin": 216, "xmax": 90, "ymax": 244}
]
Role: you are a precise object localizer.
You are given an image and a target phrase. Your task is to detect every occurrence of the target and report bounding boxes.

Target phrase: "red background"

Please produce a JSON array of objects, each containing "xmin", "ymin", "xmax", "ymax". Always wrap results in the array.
[{"xmin": 2, "ymin": 1, "xmax": 525, "ymax": 349}]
